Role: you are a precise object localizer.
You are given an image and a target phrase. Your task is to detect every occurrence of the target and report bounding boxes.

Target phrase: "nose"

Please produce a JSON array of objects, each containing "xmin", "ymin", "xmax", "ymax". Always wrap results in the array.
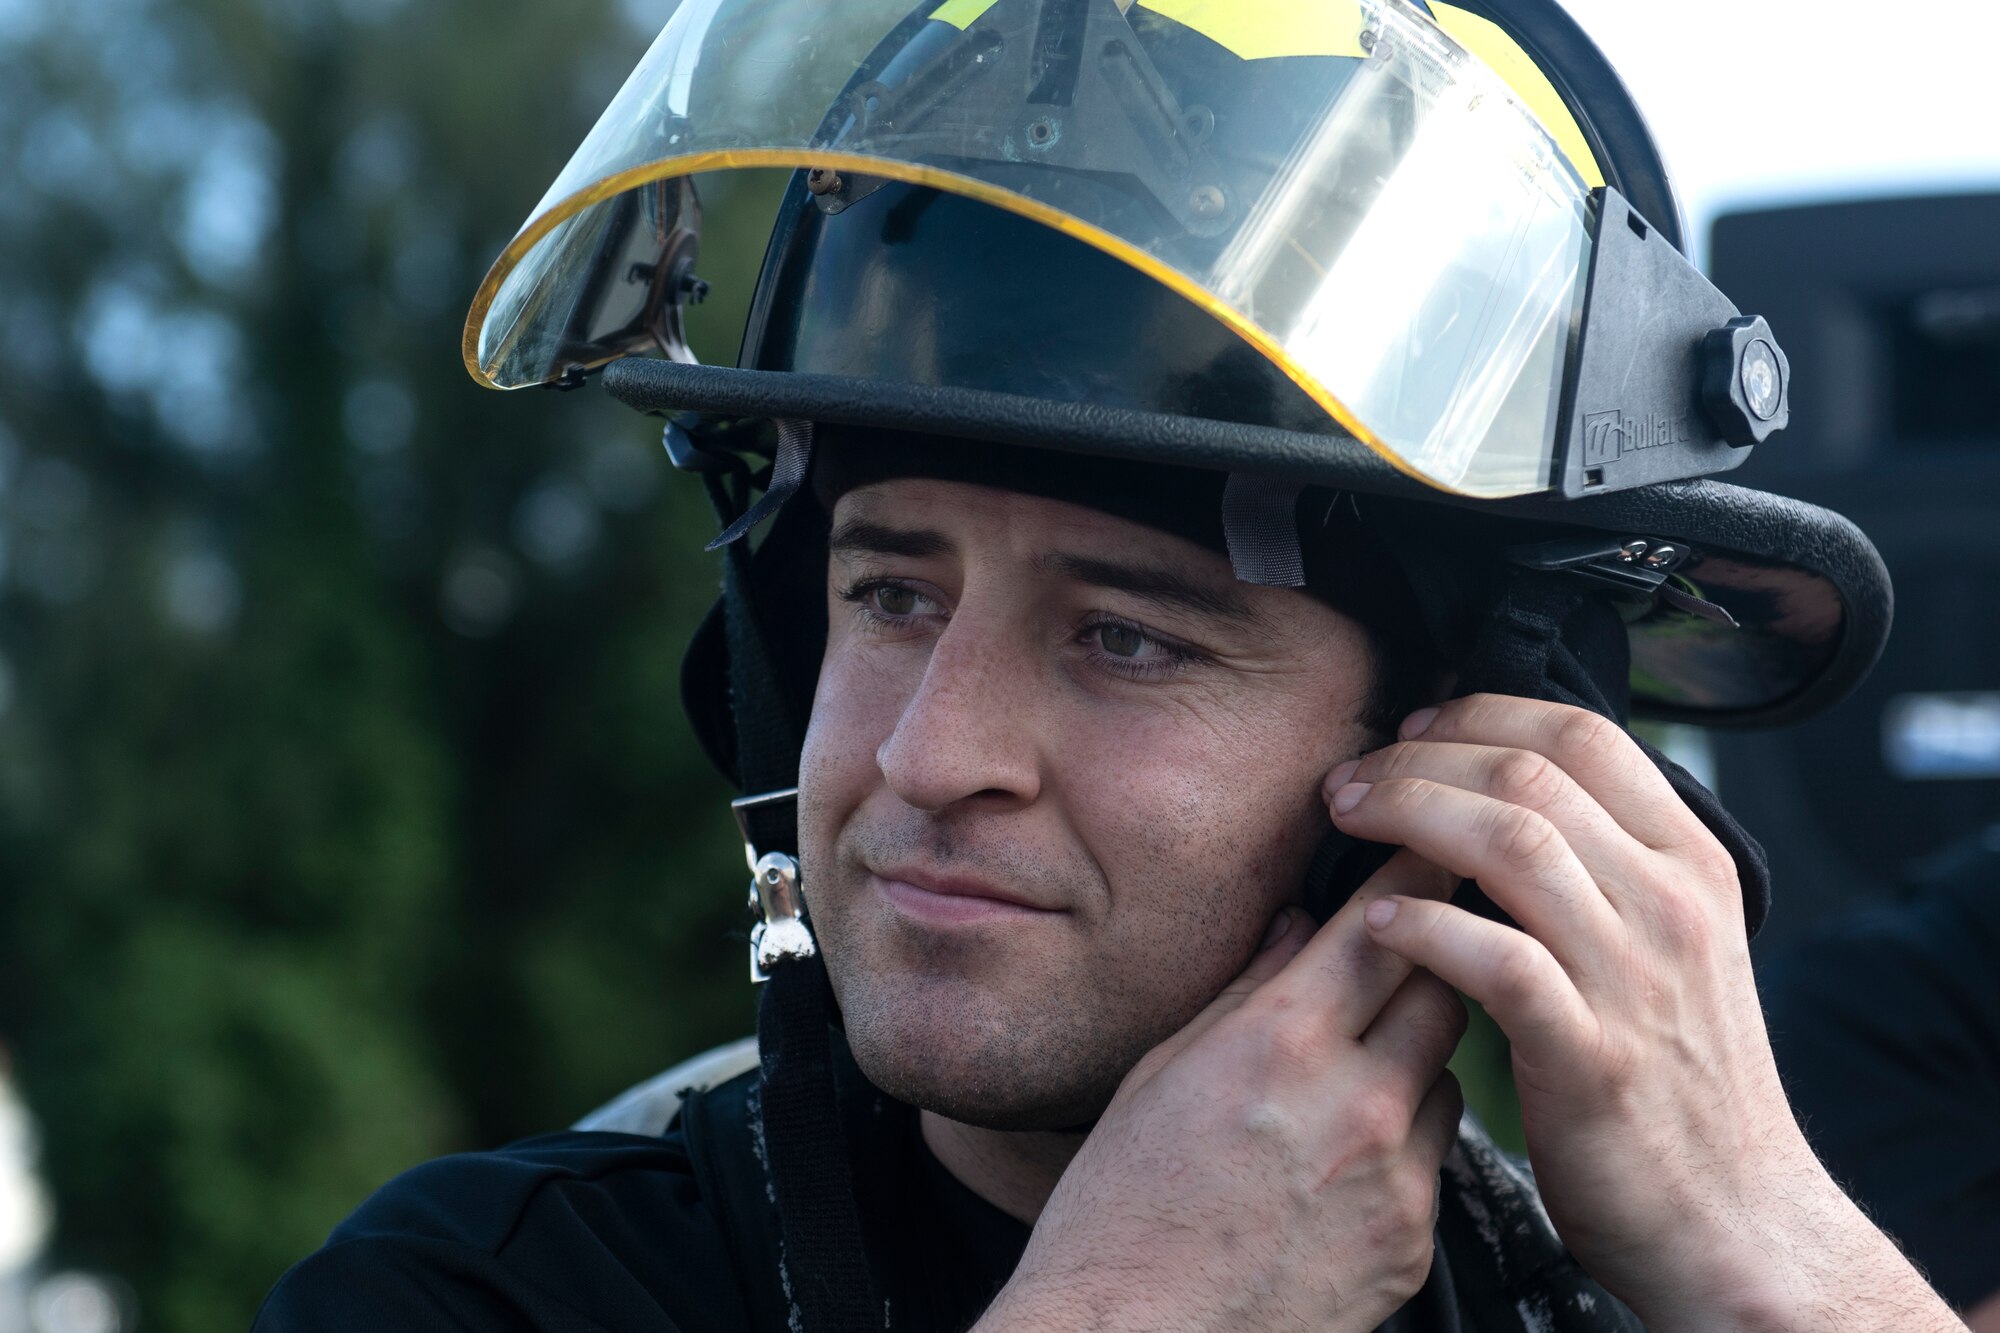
[{"xmin": 875, "ymin": 610, "xmax": 1043, "ymax": 814}]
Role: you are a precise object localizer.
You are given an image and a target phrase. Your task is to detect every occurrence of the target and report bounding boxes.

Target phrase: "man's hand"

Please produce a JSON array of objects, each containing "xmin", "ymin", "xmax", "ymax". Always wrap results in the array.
[
  {"xmin": 1325, "ymin": 694, "xmax": 1961, "ymax": 1332},
  {"xmin": 980, "ymin": 852, "xmax": 1465, "ymax": 1333}
]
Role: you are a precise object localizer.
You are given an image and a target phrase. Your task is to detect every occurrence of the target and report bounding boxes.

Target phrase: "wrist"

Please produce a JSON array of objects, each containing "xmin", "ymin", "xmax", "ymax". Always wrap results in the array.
[
  {"xmin": 974, "ymin": 1279, "xmax": 1152, "ymax": 1333},
  {"xmin": 1634, "ymin": 1170, "xmax": 1958, "ymax": 1333}
]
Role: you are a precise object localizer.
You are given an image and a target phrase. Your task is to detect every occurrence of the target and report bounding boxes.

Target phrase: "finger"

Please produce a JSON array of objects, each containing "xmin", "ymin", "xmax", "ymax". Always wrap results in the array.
[
  {"xmin": 1224, "ymin": 906, "xmax": 1317, "ymax": 997},
  {"xmin": 1265, "ymin": 849, "xmax": 1459, "ymax": 1040},
  {"xmin": 1329, "ymin": 777, "xmax": 1621, "ymax": 963},
  {"xmin": 1410, "ymin": 1070, "xmax": 1465, "ymax": 1172},
  {"xmin": 1359, "ymin": 969, "xmax": 1467, "ymax": 1100},
  {"xmin": 1363, "ymin": 896, "xmax": 1593, "ymax": 1077},
  {"xmin": 1159, "ymin": 905, "xmax": 1315, "ymax": 1061},
  {"xmin": 1328, "ymin": 739, "xmax": 1641, "ymax": 886},
  {"xmin": 1394, "ymin": 695, "xmax": 1696, "ymax": 853}
]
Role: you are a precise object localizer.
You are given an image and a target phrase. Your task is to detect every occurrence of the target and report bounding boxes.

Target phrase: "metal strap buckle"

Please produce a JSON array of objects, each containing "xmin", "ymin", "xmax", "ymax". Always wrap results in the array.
[{"xmin": 730, "ymin": 787, "xmax": 816, "ymax": 983}]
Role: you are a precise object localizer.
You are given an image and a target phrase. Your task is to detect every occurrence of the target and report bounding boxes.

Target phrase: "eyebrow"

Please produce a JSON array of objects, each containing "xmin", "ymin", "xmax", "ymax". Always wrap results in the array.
[
  {"xmin": 827, "ymin": 518, "xmax": 1265, "ymax": 628},
  {"xmin": 1038, "ymin": 551, "xmax": 1262, "ymax": 626},
  {"xmin": 827, "ymin": 519, "xmax": 956, "ymax": 560}
]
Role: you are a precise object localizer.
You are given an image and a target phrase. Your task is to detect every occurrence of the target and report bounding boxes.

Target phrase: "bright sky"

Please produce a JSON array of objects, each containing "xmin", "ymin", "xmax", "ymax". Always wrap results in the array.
[{"xmin": 1556, "ymin": 0, "xmax": 2000, "ymax": 259}]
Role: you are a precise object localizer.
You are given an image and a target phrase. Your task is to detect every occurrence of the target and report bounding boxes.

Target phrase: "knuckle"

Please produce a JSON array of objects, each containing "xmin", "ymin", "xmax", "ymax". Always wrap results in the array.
[
  {"xmin": 1490, "ymin": 748, "xmax": 1563, "ymax": 809},
  {"xmin": 1682, "ymin": 836, "xmax": 1741, "ymax": 894},
  {"xmin": 1644, "ymin": 884, "xmax": 1720, "ymax": 952},
  {"xmin": 1374, "ymin": 775, "xmax": 1430, "ymax": 815},
  {"xmin": 1396, "ymin": 1235, "xmax": 1437, "ymax": 1292},
  {"xmin": 1399, "ymin": 976, "xmax": 1468, "ymax": 1051},
  {"xmin": 1383, "ymin": 1174, "xmax": 1441, "ymax": 1282},
  {"xmin": 1394, "ymin": 1166, "xmax": 1441, "ymax": 1231},
  {"xmin": 1363, "ymin": 741, "xmax": 1415, "ymax": 780},
  {"xmin": 1344, "ymin": 1090, "xmax": 1405, "ymax": 1155},
  {"xmin": 1650, "ymin": 882, "xmax": 1703, "ymax": 931},
  {"xmin": 1421, "ymin": 983, "xmax": 1470, "ymax": 1045},
  {"xmin": 1486, "ymin": 937, "xmax": 1548, "ymax": 1012},
  {"xmin": 1484, "ymin": 804, "xmax": 1561, "ymax": 874},
  {"xmin": 1124, "ymin": 1044, "xmax": 1175, "ymax": 1087},
  {"xmin": 1239, "ymin": 1097, "xmax": 1303, "ymax": 1144},
  {"xmin": 1435, "ymin": 1070, "xmax": 1466, "ymax": 1127},
  {"xmin": 1550, "ymin": 705, "xmax": 1616, "ymax": 770},
  {"xmin": 1262, "ymin": 1008, "xmax": 1329, "ymax": 1070},
  {"xmin": 1593, "ymin": 1030, "xmax": 1641, "ymax": 1099}
]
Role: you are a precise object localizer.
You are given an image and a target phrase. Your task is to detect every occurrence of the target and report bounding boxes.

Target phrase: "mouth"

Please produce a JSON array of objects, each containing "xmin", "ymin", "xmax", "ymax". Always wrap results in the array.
[{"xmin": 869, "ymin": 864, "xmax": 1065, "ymax": 925}]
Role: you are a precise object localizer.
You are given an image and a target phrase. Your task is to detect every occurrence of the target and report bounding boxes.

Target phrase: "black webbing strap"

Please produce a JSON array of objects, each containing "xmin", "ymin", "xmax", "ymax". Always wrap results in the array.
[
  {"xmin": 697, "ymin": 457, "xmax": 884, "ymax": 1332},
  {"xmin": 1453, "ymin": 569, "xmax": 1774, "ymax": 936},
  {"xmin": 1221, "ymin": 472, "xmax": 1307, "ymax": 587},
  {"xmin": 756, "ymin": 963, "xmax": 882, "ymax": 1331},
  {"xmin": 704, "ymin": 467, "xmax": 803, "ymax": 830},
  {"xmin": 708, "ymin": 419, "xmax": 815, "ymax": 554}
]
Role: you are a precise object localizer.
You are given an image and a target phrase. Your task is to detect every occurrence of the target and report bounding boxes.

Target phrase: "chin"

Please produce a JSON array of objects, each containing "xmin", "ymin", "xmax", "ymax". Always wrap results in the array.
[{"xmin": 835, "ymin": 973, "xmax": 1131, "ymax": 1130}]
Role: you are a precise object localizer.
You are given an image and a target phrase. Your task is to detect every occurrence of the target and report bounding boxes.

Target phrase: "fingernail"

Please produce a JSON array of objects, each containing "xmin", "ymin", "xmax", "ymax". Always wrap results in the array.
[
  {"xmin": 1326, "ymin": 758, "xmax": 1361, "ymax": 792},
  {"xmin": 1400, "ymin": 706, "xmax": 1439, "ymax": 740},
  {"xmin": 1331, "ymin": 781, "xmax": 1371, "ymax": 815},
  {"xmin": 1261, "ymin": 908, "xmax": 1296, "ymax": 948},
  {"xmin": 1365, "ymin": 897, "xmax": 1400, "ymax": 929}
]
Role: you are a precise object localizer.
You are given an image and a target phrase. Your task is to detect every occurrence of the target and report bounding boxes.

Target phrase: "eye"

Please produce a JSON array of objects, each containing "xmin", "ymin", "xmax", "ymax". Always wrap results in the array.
[
  {"xmin": 1077, "ymin": 617, "xmax": 1200, "ymax": 678},
  {"xmin": 1095, "ymin": 623, "xmax": 1146, "ymax": 658},
  {"xmin": 837, "ymin": 577, "xmax": 940, "ymax": 623},
  {"xmin": 871, "ymin": 584, "xmax": 920, "ymax": 616}
]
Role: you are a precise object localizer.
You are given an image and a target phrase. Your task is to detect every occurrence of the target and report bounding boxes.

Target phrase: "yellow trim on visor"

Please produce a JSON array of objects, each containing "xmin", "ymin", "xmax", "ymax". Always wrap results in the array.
[
  {"xmin": 929, "ymin": 0, "xmax": 1001, "ymax": 28},
  {"xmin": 464, "ymin": 0, "xmax": 1601, "ymax": 499},
  {"xmin": 462, "ymin": 148, "xmax": 1433, "ymax": 484},
  {"xmin": 1430, "ymin": 2, "xmax": 1604, "ymax": 189},
  {"xmin": 1136, "ymin": 0, "xmax": 1369, "ymax": 60}
]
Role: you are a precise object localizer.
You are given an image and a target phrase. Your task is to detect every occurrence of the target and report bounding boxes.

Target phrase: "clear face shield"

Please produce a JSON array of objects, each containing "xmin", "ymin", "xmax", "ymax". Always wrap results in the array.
[{"xmin": 464, "ymin": 0, "xmax": 1785, "ymax": 499}]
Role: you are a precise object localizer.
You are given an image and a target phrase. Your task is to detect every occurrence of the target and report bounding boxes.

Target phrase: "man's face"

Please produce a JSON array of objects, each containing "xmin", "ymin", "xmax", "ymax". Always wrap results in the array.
[{"xmin": 798, "ymin": 478, "xmax": 1381, "ymax": 1129}]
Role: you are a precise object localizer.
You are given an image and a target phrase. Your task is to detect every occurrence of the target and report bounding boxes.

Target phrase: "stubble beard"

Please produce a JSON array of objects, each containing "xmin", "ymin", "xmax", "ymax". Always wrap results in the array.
[{"xmin": 805, "ymin": 814, "xmax": 1188, "ymax": 1131}]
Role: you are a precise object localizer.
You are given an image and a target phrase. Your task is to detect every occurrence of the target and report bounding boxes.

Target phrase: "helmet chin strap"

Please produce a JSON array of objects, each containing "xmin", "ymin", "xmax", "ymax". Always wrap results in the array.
[{"xmin": 701, "ymin": 442, "xmax": 884, "ymax": 1333}]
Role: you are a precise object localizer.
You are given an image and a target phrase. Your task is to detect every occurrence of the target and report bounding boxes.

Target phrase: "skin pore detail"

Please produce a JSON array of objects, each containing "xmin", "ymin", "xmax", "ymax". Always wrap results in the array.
[{"xmin": 796, "ymin": 477, "xmax": 1383, "ymax": 1214}]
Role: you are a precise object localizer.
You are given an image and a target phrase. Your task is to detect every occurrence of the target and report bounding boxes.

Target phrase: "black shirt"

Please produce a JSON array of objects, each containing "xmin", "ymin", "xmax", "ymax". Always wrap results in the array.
[
  {"xmin": 1763, "ymin": 848, "xmax": 2000, "ymax": 1312},
  {"xmin": 253, "ymin": 1074, "xmax": 1026, "ymax": 1332},
  {"xmin": 256, "ymin": 1046, "xmax": 1636, "ymax": 1332}
]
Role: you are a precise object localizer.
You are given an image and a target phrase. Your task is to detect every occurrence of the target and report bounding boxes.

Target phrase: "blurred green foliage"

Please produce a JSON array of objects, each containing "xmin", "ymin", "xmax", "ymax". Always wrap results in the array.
[
  {"xmin": 0, "ymin": 1, "xmax": 1526, "ymax": 1328},
  {"xmin": 0, "ymin": 0, "xmax": 782, "ymax": 1326}
]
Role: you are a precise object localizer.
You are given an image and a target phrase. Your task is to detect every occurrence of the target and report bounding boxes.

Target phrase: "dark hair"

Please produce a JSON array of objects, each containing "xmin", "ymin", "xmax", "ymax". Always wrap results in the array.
[{"xmin": 1295, "ymin": 489, "xmax": 1449, "ymax": 741}]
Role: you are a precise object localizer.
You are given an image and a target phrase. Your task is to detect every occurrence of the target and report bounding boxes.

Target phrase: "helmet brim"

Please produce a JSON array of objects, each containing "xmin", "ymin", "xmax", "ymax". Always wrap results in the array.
[{"xmin": 607, "ymin": 355, "xmax": 1890, "ymax": 729}]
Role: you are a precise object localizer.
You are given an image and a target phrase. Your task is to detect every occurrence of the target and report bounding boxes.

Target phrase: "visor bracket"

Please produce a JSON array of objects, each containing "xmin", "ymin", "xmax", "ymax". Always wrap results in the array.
[{"xmin": 1554, "ymin": 189, "xmax": 1760, "ymax": 498}]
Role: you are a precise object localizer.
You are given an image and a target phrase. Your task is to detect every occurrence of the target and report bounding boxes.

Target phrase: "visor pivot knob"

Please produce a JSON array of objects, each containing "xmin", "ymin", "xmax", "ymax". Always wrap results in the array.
[{"xmin": 1701, "ymin": 315, "xmax": 1791, "ymax": 447}]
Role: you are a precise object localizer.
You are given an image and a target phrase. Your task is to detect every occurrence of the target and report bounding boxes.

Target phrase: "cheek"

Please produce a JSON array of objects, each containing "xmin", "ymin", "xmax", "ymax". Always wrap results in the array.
[
  {"xmin": 1059, "ymin": 695, "xmax": 1333, "ymax": 920},
  {"xmin": 797, "ymin": 644, "xmax": 905, "ymax": 852}
]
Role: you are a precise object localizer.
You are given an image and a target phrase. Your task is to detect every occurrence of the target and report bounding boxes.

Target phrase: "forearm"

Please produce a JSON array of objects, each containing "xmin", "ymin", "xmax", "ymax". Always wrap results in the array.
[{"xmin": 1639, "ymin": 1163, "xmax": 1962, "ymax": 1333}]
